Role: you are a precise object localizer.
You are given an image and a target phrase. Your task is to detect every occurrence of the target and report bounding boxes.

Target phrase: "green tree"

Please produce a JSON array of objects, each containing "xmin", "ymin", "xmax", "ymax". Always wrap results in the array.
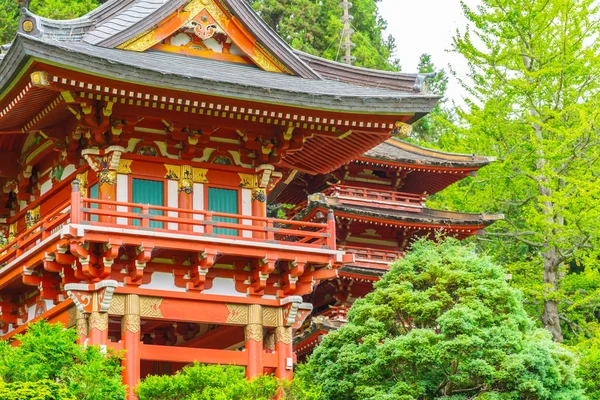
[
  {"xmin": 300, "ymin": 238, "xmax": 584, "ymax": 399},
  {"xmin": 0, "ymin": 0, "xmax": 99, "ymax": 44},
  {"xmin": 0, "ymin": 321, "xmax": 126, "ymax": 400},
  {"xmin": 428, "ymin": 0, "xmax": 600, "ymax": 344},
  {"xmin": 136, "ymin": 363, "xmax": 321, "ymax": 400},
  {"xmin": 251, "ymin": 0, "xmax": 399, "ymax": 70},
  {"xmin": 409, "ymin": 53, "xmax": 451, "ymax": 142}
]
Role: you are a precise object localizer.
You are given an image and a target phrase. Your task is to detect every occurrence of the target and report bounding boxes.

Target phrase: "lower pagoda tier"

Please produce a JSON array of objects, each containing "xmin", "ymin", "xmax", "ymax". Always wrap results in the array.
[{"xmin": 288, "ymin": 170, "xmax": 502, "ymax": 356}]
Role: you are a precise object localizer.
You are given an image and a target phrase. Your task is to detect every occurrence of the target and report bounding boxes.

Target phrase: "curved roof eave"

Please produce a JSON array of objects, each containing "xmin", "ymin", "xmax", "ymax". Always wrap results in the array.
[
  {"xmin": 0, "ymin": 35, "xmax": 440, "ymax": 116},
  {"xmin": 360, "ymin": 139, "xmax": 496, "ymax": 168}
]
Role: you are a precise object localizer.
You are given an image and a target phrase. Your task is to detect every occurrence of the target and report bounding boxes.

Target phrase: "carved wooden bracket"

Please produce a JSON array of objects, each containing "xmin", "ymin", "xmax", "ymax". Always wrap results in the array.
[
  {"xmin": 187, "ymin": 249, "xmax": 220, "ymax": 291},
  {"xmin": 64, "ymin": 279, "xmax": 118, "ymax": 314},
  {"xmin": 280, "ymin": 296, "xmax": 313, "ymax": 329},
  {"xmin": 126, "ymin": 242, "xmax": 154, "ymax": 285}
]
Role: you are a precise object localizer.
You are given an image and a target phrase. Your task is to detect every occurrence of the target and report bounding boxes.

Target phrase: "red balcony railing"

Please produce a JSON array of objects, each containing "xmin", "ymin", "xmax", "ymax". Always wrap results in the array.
[
  {"xmin": 0, "ymin": 183, "xmax": 340, "ymax": 274},
  {"xmin": 78, "ymin": 198, "xmax": 336, "ymax": 249},
  {"xmin": 0, "ymin": 202, "xmax": 70, "ymax": 267},
  {"xmin": 326, "ymin": 185, "xmax": 425, "ymax": 208},
  {"xmin": 339, "ymin": 245, "xmax": 403, "ymax": 268}
]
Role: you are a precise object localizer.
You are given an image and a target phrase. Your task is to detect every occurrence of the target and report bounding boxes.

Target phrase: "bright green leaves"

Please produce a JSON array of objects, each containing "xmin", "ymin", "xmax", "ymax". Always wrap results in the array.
[
  {"xmin": 419, "ymin": 0, "xmax": 600, "ymax": 346},
  {"xmin": 300, "ymin": 238, "xmax": 584, "ymax": 399},
  {"xmin": 0, "ymin": 380, "xmax": 75, "ymax": 400},
  {"xmin": 0, "ymin": 321, "xmax": 126, "ymax": 400},
  {"xmin": 135, "ymin": 363, "xmax": 321, "ymax": 400}
]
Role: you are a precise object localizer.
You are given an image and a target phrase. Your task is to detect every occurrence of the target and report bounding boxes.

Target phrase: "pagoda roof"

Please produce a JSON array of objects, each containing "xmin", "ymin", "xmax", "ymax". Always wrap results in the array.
[
  {"xmin": 360, "ymin": 139, "xmax": 495, "ymax": 169},
  {"xmin": 0, "ymin": 34, "xmax": 437, "ymax": 116},
  {"xmin": 1, "ymin": 0, "xmax": 440, "ymax": 112},
  {"xmin": 306, "ymin": 194, "xmax": 503, "ymax": 229}
]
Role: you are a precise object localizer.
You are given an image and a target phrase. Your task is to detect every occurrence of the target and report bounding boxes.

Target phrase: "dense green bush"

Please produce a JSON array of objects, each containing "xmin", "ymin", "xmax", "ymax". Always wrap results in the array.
[
  {"xmin": 0, "ymin": 321, "xmax": 126, "ymax": 400},
  {"xmin": 136, "ymin": 363, "xmax": 321, "ymax": 400},
  {"xmin": 300, "ymin": 238, "xmax": 585, "ymax": 399}
]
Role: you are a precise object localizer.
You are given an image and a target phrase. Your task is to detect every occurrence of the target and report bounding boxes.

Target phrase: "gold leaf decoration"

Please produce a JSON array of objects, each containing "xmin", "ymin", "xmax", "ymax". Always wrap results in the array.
[
  {"xmin": 192, "ymin": 167, "xmax": 209, "ymax": 183},
  {"xmin": 109, "ymin": 294, "xmax": 125, "ymax": 315},
  {"xmin": 226, "ymin": 304, "xmax": 248, "ymax": 324},
  {"xmin": 140, "ymin": 296, "xmax": 164, "ymax": 318},
  {"xmin": 117, "ymin": 159, "xmax": 133, "ymax": 174},
  {"xmin": 238, "ymin": 173, "xmax": 256, "ymax": 188}
]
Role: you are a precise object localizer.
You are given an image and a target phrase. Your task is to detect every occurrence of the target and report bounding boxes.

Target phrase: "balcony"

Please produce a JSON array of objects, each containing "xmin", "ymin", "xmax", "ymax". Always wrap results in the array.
[
  {"xmin": 338, "ymin": 245, "xmax": 403, "ymax": 271},
  {"xmin": 324, "ymin": 184, "xmax": 425, "ymax": 212},
  {"xmin": 0, "ymin": 183, "xmax": 349, "ymax": 297}
]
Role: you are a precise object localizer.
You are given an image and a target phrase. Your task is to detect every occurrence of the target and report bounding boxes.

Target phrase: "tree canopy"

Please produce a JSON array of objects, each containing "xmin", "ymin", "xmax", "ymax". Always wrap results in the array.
[
  {"xmin": 250, "ymin": 0, "xmax": 399, "ymax": 70},
  {"xmin": 300, "ymin": 238, "xmax": 584, "ymax": 399},
  {"xmin": 420, "ymin": 0, "xmax": 600, "ymax": 346},
  {"xmin": 0, "ymin": 321, "xmax": 126, "ymax": 400}
]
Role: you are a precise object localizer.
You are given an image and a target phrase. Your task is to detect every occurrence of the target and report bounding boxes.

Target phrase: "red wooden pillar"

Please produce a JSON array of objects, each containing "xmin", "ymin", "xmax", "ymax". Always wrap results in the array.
[
  {"xmin": 275, "ymin": 326, "xmax": 293, "ymax": 380},
  {"xmin": 122, "ymin": 294, "xmax": 141, "ymax": 400},
  {"xmin": 252, "ymin": 187, "xmax": 267, "ymax": 239},
  {"xmin": 98, "ymin": 168, "xmax": 117, "ymax": 224},
  {"xmin": 245, "ymin": 304, "xmax": 264, "ymax": 378},
  {"xmin": 178, "ymin": 166, "xmax": 193, "ymax": 232}
]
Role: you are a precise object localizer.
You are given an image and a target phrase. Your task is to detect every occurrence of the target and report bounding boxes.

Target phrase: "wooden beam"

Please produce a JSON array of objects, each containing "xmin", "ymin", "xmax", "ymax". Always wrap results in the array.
[
  {"xmin": 139, "ymin": 344, "xmax": 279, "ymax": 367},
  {"xmin": 180, "ymin": 325, "xmax": 244, "ymax": 349}
]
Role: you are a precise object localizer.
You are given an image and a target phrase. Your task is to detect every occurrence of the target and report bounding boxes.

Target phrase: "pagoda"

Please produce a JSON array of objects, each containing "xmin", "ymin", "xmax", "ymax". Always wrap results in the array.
[
  {"xmin": 0, "ymin": 0, "xmax": 498, "ymax": 398},
  {"xmin": 283, "ymin": 139, "xmax": 502, "ymax": 358}
]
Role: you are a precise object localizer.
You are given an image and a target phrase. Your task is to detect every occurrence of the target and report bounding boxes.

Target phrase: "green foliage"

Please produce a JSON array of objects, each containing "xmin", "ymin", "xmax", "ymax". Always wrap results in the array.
[
  {"xmin": 409, "ymin": 54, "xmax": 451, "ymax": 143},
  {"xmin": 300, "ymin": 238, "xmax": 584, "ymax": 399},
  {"xmin": 251, "ymin": 0, "xmax": 398, "ymax": 70},
  {"xmin": 0, "ymin": 380, "xmax": 75, "ymax": 400},
  {"xmin": 0, "ymin": 0, "xmax": 99, "ymax": 44},
  {"xmin": 576, "ymin": 334, "xmax": 600, "ymax": 400},
  {"xmin": 0, "ymin": 321, "xmax": 126, "ymax": 400},
  {"xmin": 136, "ymin": 363, "xmax": 320, "ymax": 400},
  {"xmin": 0, "ymin": 0, "xmax": 19, "ymax": 44},
  {"xmin": 418, "ymin": 0, "xmax": 600, "ymax": 345}
]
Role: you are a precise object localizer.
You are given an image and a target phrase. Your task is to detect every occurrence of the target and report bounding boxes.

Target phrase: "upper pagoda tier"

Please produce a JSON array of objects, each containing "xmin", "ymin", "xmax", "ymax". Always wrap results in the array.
[
  {"xmin": 273, "ymin": 138, "xmax": 496, "ymax": 205},
  {"xmin": 0, "ymin": 0, "xmax": 440, "ymax": 196}
]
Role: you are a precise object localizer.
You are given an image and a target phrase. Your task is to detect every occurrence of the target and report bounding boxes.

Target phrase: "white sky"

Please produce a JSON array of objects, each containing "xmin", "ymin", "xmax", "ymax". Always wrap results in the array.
[{"xmin": 379, "ymin": 0, "xmax": 481, "ymax": 103}]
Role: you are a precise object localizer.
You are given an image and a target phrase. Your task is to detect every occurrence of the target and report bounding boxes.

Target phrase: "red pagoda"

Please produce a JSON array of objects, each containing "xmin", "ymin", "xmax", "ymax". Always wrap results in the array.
[{"xmin": 0, "ymin": 0, "xmax": 499, "ymax": 398}]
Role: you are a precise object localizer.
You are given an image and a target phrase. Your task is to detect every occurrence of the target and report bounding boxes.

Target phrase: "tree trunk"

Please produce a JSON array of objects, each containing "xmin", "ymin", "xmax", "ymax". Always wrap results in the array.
[
  {"xmin": 532, "ymin": 118, "xmax": 564, "ymax": 342},
  {"xmin": 542, "ymin": 247, "xmax": 563, "ymax": 342}
]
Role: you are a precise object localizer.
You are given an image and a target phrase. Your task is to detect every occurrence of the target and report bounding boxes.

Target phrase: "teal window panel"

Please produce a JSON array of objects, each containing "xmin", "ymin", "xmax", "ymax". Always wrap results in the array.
[
  {"xmin": 132, "ymin": 179, "xmax": 164, "ymax": 228},
  {"xmin": 89, "ymin": 183, "xmax": 99, "ymax": 222},
  {"xmin": 207, "ymin": 187, "xmax": 238, "ymax": 236}
]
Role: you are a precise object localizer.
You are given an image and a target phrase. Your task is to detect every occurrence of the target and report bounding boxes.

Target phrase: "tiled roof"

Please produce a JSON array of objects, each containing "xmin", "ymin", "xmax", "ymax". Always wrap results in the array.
[
  {"xmin": 362, "ymin": 139, "xmax": 495, "ymax": 168},
  {"xmin": 308, "ymin": 194, "xmax": 503, "ymax": 227},
  {"xmin": 0, "ymin": 35, "xmax": 439, "ymax": 115}
]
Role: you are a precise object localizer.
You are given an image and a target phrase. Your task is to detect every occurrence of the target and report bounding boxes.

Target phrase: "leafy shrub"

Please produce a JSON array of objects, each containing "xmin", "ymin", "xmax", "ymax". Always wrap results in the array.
[{"xmin": 300, "ymin": 238, "xmax": 585, "ymax": 399}]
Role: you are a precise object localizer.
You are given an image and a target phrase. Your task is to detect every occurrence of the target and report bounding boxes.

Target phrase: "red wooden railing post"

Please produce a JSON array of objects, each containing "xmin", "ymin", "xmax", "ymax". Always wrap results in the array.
[
  {"xmin": 266, "ymin": 220, "xmax": 275, "ymax": 241},
  {"xmin": 71, "ymin": 179, "xmax": 81, "ymax": 225},
  {"xmin": 205, "ymin": 213, "xmax": 213, "ymax": 235},
  {"xmin": 141, "ymin": 205, "xmax": 150, "ymax": 228},
  {"xmin": 15, "ymin": 238, "xmax": 24, "ymax": 257},
  {"xmin": 326, "ymin": 209, "xmax": 336, "ymax": 249}
]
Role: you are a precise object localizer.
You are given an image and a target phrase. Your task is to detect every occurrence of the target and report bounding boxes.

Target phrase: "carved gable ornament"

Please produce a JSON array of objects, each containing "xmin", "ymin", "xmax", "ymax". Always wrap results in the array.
[{"xmin": 117, "ymin": 0, "xmax": 290, "ymax": 74}]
